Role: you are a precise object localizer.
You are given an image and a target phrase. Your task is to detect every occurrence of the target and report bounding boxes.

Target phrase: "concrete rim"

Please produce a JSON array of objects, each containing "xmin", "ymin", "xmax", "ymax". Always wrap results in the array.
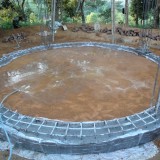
[{"xmin": 0, "ymin": 42, "xmax": 160, "ymax": 155}]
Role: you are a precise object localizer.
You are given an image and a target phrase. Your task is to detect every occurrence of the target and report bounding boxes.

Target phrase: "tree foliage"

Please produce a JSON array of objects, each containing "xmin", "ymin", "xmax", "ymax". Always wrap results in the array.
[
  {"xmin": 0, "ymin": 0, "xmax": 14, "ymax": 9},
  {"xmin": 130, "ymin": 0, "xmax": 159, "ymax": 27},
  {"xmin": 0, "ymin": 0, "xmax": 158, "ymax": 28},
  {"xmin": 62, "ymin": 0, "xmax": 77, "ymax": 19},
  {"xmin": 154, "ymin": 0, "xmax": 160, "ymax": 28},
  {"xmin": 130, "ymin": 0, "xmax": 143, "ymax": 25},
  {"xmin": 86, "ymin": 12, "xmax": 99, "ymax": 23},
  {"xmin": 0, "ymin": 0, "xmax": 27, "ymax": 21}
]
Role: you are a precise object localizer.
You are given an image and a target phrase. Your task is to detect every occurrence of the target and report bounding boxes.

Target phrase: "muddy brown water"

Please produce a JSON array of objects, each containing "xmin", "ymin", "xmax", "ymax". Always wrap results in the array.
[{"xmin": 0, "ymin": 47, "xmax": 157, "ymax": 121}]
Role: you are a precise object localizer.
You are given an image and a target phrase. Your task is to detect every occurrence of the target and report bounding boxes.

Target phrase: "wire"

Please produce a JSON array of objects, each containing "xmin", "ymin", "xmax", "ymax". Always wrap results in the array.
[
  {"xmin": 0, "ymin": 115, "xmax": 12, "ymax": 160},
  {"xmin": 0, "ymin": 89, "xmax": 19, "ymax": 160}
]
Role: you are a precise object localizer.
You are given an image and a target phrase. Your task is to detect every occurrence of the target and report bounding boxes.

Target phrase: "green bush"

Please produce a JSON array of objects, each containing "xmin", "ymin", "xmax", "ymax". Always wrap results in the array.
[
  {"xmin": 86, "ymin": 12, "xmax": 99, "ymax": 23},
  {"xmin": 0, "ymin": 7, "xmax": 18, "ymax": 29},
  {"xmin": 1, "ymin": 8, "xmax": 17, "ymax": 20},
  {"xmin": 129, "ymin": 15, "xmax": 135, "ymax": 26},
  {"xmin": 115, "ymin": 12, "xmax": 124, "ymax": 24},
  {"xmin": 29, "ymin": 12, "xmax": 39, "ymax": 24}
]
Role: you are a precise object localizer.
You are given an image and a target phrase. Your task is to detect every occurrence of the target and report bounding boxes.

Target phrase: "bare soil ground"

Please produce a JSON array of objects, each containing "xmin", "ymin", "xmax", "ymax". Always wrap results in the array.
[
  {"xmin": 0, "ymin": 151, "xmax": 27, "ymax": 160},
  {"xmin": 0, "ymin": 24, "xmax": 160, "ymax": 159},
  {"xmin": 0, "ymin": 24, "xmax": 159, "ymax": 56}
]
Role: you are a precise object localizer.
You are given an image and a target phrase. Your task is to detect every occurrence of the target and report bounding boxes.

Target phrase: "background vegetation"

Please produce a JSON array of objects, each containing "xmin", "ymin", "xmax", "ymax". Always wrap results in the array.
[{"xmin": 0, "ymin": 0, "xmax": 159, "ymax": 29}]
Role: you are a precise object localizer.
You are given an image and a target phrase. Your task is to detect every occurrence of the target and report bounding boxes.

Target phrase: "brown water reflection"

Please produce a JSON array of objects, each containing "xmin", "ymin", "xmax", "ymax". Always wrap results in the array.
[{"xmin": 0, "ymin": 47, "xmax": 157, "ymax": 121}]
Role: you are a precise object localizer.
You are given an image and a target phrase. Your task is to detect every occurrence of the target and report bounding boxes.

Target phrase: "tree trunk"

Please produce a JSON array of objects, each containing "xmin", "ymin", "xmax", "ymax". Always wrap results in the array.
[
  {"xmin": 80, "ymin": 0, "xmax": 85, "ymax": 24},
  {"xmin": 21, "ymin": 0, "xmax": 26, "ymax": 20},
  {"xmin": 21, "ymin": 0, "xmax": 25, "ymax": 9},
  {"xmin": 55, "ymin": 0, "xmax": 61, "ymax": 21},
  {"xmin": 51, "ymin": 0, "xmax": 56, "ymax": 41},
  {"xmin": 135, "ymin": 15, "xmax": 138, "ymax": 26},
  {"xmin": 59, "ymin": 0, "xmax": 63, "ymax": 21},
  {"xmin": 15, "ymin": 0, "xmax": 26, "ymax": 21},
  {"xmin": 111, "ymin": 0, "xmax": 115, "ymax": 43},
  {"xmin": 125, "ymin": 0, "xmax": 129, "ymax": 27}
]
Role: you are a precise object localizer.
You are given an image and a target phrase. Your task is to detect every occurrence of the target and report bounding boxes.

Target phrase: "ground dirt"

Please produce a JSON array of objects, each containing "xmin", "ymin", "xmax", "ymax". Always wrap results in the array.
[
  {"xmin": 0, "ymin": 24, "xmax": 160, "ymax": 159},
  {"xmin": 0, "ymin": 151, "xmax": 27, "ymax": 160}
]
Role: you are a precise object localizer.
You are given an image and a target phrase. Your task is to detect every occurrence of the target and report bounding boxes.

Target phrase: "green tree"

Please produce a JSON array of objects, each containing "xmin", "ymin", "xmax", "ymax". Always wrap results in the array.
[
  {"xmin": 76, "ymin": 0, "xmax": 85, "ymax": 24},
  {"xmin": 46, "ymin": 0, "xmax": 63, "ymax": 21},
  {"xmin": 1, "ymin": 0, "xmax": 14, "ymax": 9},
  {"xmin": 63, "ymin": 0, "xmax": 77, "ymax": 20},
  {"xmin": 154, "ymin": 0, "xmax": 160, "ymax": 28},
  {"xmin": 0, "ymin": 7, "xmax": 18, "ymax": 28},
  {"xmin": 130, "ymin": 0, "xmax": 143, "ymax": 26},
  {"xmin": 86, "ymin": 12, "xmax": 99, "ymax": 23},
  {"xmin": 100, "ymin": 8, "xmax": 111, "ymax": 23},
  {"xmin": 130, "ymin": 0, "xmax": 159, "ymax": 27},
  {"xmin": 85, "ymin": 0, "xmax": 110, "ymax": 23},
  {"xmin": 13, "ymin": 0, "xmax": 26, "ymax": 21},
  {"xmin": 99, "ymin": 0, "xmax": 123, "ymax": 24},
  {"xmin": 1, "ymin": 0, "xmax": 27, "ymax": 21}
]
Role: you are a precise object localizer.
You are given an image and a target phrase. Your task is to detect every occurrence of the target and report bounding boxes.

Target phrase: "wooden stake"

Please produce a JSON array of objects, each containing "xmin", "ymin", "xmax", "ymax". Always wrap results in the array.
[
  {"xmin": 111, "ymin": 0, "xmax": 115, "ymax": 43},
  {"xmin": 51, "ymin": 0, "xmax": 56, "ymax": 42}
]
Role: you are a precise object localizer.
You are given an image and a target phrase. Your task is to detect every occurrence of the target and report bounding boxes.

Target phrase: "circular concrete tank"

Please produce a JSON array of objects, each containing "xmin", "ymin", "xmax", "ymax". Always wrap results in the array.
[{"xmin": 0, "ymin": 42, "xmax": 160, "ymax": 154}]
